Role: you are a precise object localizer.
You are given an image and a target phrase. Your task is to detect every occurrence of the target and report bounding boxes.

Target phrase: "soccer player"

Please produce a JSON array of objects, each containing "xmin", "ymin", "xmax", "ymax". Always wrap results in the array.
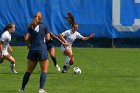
[
  {"xmin": 19, "ymin": 12, "xmax": 50, "ymax": 93},
  {"xmin": 59, "ymin": 23, "xmax": 95, "ymax": 73},
  {"xmin": 0, "ymin": 23, "xmax": 18, "ymax": 74},
  {"xmin": 46, "ymin": 32, "xmax": 60, "ymax": 71},
  {"xmin": 46, "ymin": 32, "xmax": 69, "ymax": 72}
]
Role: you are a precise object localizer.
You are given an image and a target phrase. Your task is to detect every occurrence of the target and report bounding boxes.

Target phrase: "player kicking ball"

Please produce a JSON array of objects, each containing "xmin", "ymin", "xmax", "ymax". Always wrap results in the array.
[{"xmin": 59, "ymin": 22, "xmax": 94, "ymax": 73}]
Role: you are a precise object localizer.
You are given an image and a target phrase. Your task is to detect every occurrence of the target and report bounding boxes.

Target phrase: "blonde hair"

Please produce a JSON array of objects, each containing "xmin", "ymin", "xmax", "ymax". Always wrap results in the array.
[{"xmin": 29, "ymin": 12, "xmax": 43, "ymax": 29}]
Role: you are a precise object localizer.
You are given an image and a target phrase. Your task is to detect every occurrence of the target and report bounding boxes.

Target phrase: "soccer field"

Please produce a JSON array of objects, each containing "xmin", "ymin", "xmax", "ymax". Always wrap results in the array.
[{"xmin": 0, "ymin": 47, "xmax": 140, "ymax": 93}]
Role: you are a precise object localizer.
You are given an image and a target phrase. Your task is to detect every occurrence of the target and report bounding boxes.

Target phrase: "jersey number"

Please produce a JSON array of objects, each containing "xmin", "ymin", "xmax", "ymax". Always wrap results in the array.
[{"xmin": 34, "ymin": 25, "xmax": 39, "ymax": 33}]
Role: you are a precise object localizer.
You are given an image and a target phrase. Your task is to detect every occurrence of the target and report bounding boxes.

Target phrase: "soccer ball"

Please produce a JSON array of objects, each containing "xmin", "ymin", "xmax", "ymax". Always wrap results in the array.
[{"xmin": 73, "ymin": 67, "xmax": 81, "ymax": 74}]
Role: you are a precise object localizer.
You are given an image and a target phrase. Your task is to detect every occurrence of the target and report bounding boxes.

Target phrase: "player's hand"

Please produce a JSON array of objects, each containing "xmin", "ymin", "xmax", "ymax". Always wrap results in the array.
[
  {"xmin": 89, "ymin": 33, "xmax": 95, "ymax": 38},
  {"xmin": 63, "ymin": 42, "xmax": 70, "ymax": 46}
]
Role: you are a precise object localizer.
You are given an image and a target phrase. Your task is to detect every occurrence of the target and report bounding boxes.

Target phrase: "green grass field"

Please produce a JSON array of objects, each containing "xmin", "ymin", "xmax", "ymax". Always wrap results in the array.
[{"xmin": 0, "ymin": 47, "xmax": 140, "ymax": 93}]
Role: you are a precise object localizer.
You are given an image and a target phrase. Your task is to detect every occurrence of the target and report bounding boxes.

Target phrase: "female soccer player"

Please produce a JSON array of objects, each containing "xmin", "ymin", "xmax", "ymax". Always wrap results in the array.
[
  {"xmin": 0, "ymin": 23, "xmax": 17, "ymax": 73},
  {"xmin": 19, "ymin": 12, "xmax": 50, "ymax": 93},
  {"xmin": 46, "ymin": 32, "xmax": 61, "ymax": 71},
  {"xmin": 59, "ymin": 23, "xmax": 95, "ymax": 73},
  {"xmin": 46, "ymin": 32, "xmax": 69, "ymax": 72}
]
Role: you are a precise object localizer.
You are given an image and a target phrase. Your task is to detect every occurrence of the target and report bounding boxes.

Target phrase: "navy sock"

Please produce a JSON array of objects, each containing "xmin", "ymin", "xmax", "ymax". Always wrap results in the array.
[
  {"xmin": 51, "ymin": 56, "xmax": 57, "ymax": 66},
  {"xmin": 63, "ymin": 65, "xmax": 67, "ymax": 71},
  {"xmin": 21, "ymin": 72, "xmax": 31, "ymax": 90},
  {"xmin": 40, "ymin": 72, "xmax": 47, "ymax": 89}
]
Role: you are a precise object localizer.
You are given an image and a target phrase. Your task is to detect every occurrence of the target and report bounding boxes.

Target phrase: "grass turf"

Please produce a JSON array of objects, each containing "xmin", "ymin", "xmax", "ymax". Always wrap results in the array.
[{"xmin": 0, "ymin": 47, "xmax": 140, "ymax": 93}]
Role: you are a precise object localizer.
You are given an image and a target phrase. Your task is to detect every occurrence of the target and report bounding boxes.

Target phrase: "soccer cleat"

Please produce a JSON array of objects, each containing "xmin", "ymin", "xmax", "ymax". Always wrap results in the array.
[
  {"xmin": 11, "ymin": 69, "xmax": 18, "ymax": 74},
  {"xmin": 39, "ymin": 89, "xmax": 47, "ymax": 93},
  {"xmin": 62, "ymin": 65, "xmax": 68, "ymax": 73},
  {"xmin": 55, "ymin": 64, "xmax": 61, "ymax": 71},
  {"xmin": 18, "ymin": 89, "xmax": 24, "ymax": 93},
  {"xmin": 62, "ymin": 69, "xmax": 67, "ymax": 73}
]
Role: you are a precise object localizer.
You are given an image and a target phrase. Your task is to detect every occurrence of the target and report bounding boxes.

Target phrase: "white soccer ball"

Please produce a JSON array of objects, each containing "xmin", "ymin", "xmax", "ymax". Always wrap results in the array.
[{"xmin": 73, "ymin": 67, "xmax": 81, "ymax": 74}]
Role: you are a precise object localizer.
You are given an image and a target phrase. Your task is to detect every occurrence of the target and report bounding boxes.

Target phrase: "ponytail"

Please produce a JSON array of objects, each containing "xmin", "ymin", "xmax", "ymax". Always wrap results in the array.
[
  {"xmin": 29, "ymin": 12, "xmax": 43, "ymax": 30},
  {"xmin": 65, "ymin": 12, "xmax": 77, "ymax": 27}
]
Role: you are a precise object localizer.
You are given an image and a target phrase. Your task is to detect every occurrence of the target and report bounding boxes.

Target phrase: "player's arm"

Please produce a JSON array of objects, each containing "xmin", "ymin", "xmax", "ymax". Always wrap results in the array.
[
  {"xmin": 0, "ymin": 41, "xmax": 3, "ymax": 53},
  {"xmin": 24, "ymin": 32, "xmax": 30, "ymax": 48},
  {"xmin": 50, "ymin": 32, "xmax": 57, "ymax": 39},
  {"xmin": 0, "ymin": 41, "xmax": 3, "ymax": 55},
  {"xmin": 45, "ymin": 32, "xmax": 50, "ymax": 42},
  {"xmin": 51, "ymin": 32, "xmax": 68, "ymax": 45},
  {"xmin": 0, "ymin": 41, "xmax": 4, "ymax": 59},
  {"xmin": 59, "ymin": 33, "xmax": 67, "ymax": 43},
  {"xmin": 82, "ymin": 33, "xmax": 95, "ymax": 41}
]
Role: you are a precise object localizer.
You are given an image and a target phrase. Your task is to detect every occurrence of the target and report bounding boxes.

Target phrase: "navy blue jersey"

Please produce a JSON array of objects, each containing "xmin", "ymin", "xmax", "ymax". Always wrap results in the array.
[
  {"xmin": 28, "ymin": 23, "xmax": 49, "ymax": 51},
  {"xmin": 46, "ymin": 36, "xmax": 53, "ymax": 45},
  {"xmin": 46, "ymin": 36, "xmax": 55, "ymax": 50}
]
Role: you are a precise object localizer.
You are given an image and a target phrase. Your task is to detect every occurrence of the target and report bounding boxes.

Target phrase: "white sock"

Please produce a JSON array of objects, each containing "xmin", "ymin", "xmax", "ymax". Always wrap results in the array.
[
  {"xmin": 65, "ymin": 56, "xmax": 71, "ymax": 67},
  {"xmin": 10, "ymin": 63, "xmax": 15, "ymax": 71}
]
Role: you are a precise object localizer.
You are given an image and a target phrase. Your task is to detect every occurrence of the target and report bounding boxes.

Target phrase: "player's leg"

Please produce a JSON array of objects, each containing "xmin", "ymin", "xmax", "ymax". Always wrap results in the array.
[
  {"xmin": 0, "ymin": 53, "xmax": 4, "ymax": 64},
  {"xmin": 64, "ymin": 47, "xmax": 74, "ymax": 65},
  {"xmin": 39, "ymin": 59, "xmax": 49, "ymax": 93},
  {"xmin": 4, "ymin": 54, "xmax": 17, "ymax": 73},
  {"xmin": 49, "ymin": 47, "xmax": 60, "ymax": 71},
  {"xmin": 19, "ymin": 59, "xmax": 38, "ymax": 92},
  {"xmin": 62, "ymin": 47, "xmax": 74, "ymax": 73}
]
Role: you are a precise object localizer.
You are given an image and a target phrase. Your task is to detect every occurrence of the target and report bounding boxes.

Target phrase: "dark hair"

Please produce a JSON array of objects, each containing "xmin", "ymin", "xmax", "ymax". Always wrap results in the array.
[
  {"xmin": 65, "ymin": 12, "xmax": 77, "ymax": 27},
  {"xmin": 29, "ymin": 12, "xmax": 43, "ymax": 30},
  {"xmin": 3, "ymin": 23, "xmax": 15, "ymax": 32}
]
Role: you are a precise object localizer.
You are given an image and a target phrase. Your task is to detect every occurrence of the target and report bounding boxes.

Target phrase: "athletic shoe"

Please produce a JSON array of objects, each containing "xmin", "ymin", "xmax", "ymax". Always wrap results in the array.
[
  {"xmin": 55, "ymin": 64, "xmax": 61, "ymax": 71},
  {"xmin": 11, "ymin": 69, "xmax": 18, "ymax": 74},
  {"xmin": 62, "ymin": 69, "xmax": 67, "ymax": 73},
  {"xmin": 18, "ymin": 89, "xmax": 24, "ymax": 93},
  {"xmin": 39, "ymin": 89, "xmax": 47, "ymax": 93}
]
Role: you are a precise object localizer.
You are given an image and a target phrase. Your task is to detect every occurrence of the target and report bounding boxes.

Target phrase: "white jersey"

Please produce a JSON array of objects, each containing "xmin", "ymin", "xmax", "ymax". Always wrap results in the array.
[
  {"xmin": 0, "ymin": 31, "xmax": 11, "ymax": 55},
  {"xmin": 61, "ymin": 29, "xmax": 83, "ymax": 52},
  {"xmin": 62, "ymin": 29, "xmax": 83, "ymax": 46}
]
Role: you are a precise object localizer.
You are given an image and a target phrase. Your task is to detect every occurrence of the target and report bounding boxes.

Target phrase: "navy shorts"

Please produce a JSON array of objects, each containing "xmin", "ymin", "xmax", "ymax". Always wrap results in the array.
[
  {"xmin": 47, "ymin": 44, "xmax": 55, "ymax": 50},
  {"xmin": 27, "ymin": 50, "xmax": 48, "ymax": 61}
]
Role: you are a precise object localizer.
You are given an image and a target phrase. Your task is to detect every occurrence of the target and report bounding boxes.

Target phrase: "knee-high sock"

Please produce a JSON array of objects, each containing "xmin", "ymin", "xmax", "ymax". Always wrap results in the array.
[
  {"xmin": 40, "ymin": 72, "xmax": 47, "ymax": 89},
  {"xmin": 21, "ymin": 72, "xmax": 31, "ymax": 90},
  {"xmin": 51, "ymin": 56, "xmax": 57, "ymax": 66}
]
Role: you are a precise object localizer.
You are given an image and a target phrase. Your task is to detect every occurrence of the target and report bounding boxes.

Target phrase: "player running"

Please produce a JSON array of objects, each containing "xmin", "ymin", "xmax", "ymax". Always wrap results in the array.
[
  {"xmin": 0, "ymin": 23, "xmax": 18, "ymax": 74},
  {"xmin": 46, "ymin": 32, "xmax": 69, "ymax": 72},
  {"xmin": 59, "ymin": 22, "xmax": 94, "ymax": 73}
]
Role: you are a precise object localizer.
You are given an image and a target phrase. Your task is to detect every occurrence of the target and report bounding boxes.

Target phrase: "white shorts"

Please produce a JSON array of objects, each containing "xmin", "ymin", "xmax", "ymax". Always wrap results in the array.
[
  {"xmin": 2, "ymin": 49, "xmax": 9, "ymax": 56},
  {"xmin": 61, "ymin": 45, "xmax": 72, "ymax": 52}
]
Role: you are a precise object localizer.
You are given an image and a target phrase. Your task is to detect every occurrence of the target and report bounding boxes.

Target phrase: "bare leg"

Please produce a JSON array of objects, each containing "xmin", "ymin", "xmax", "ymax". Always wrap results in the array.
[
  {"xmin": 62, "ymin": 47, "xmax": 74, "ymax": 73},
  {"xmin": 4, "ymin": 55, "xmax": 17, "ymax": 73},
  {"xmin": 49, "ymin": 48, "xmax": 61, "ymax": 71}
]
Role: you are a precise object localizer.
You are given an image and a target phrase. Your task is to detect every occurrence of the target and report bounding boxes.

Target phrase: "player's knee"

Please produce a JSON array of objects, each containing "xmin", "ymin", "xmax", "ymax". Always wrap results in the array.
[
  {"xmin": 10, "ymin": 60, "xmax": 15, "ymax": 64},
  {"xmin": 69, "ymin": 60, "xmax": 74, "ymax": 65}
]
